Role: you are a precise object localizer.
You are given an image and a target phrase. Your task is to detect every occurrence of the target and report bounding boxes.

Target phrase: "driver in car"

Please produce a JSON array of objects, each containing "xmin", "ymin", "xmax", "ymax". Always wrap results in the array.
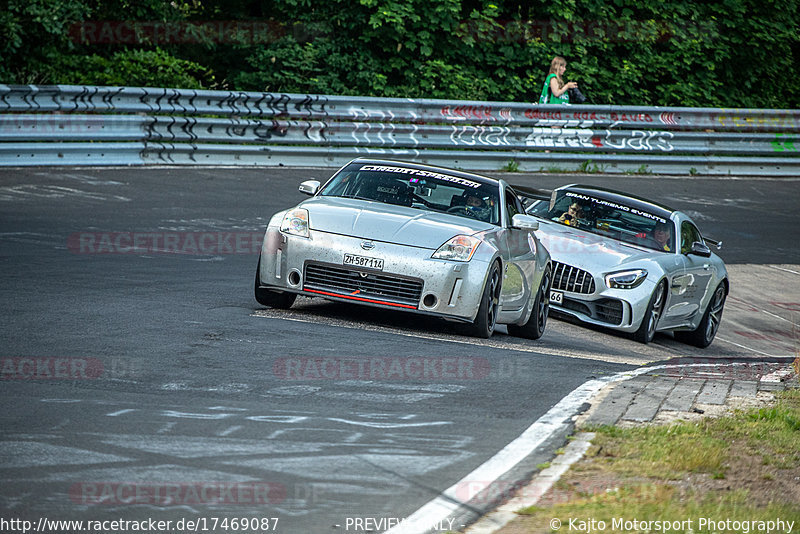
[
  {"xmin": 464, "ymin": 193, "xmax": 491, "ymax": 222},
  {"xmin": 653, "ymin": 221, "xmax": 672, "ymax": 251},
  {"xmin": 558, "ymin": 202, "xmax": 584, "ymax": 226}
]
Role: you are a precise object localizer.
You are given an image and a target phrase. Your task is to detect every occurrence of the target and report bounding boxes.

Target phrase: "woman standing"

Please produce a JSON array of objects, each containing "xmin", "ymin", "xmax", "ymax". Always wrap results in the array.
[{"xmin": 539, "ymin": 56, "xmax": 578, "ymax": 104}]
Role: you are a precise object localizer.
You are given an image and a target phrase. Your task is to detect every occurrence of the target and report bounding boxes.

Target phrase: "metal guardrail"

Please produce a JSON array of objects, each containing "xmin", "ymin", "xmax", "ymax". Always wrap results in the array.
[{"xmin": 1, "ymin": 84, "xmax": 798, "ymax": 174}]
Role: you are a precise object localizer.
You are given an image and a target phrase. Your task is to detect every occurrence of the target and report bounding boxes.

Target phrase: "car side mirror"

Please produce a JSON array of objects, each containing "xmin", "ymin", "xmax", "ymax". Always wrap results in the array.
[
  {"xmin": 299, "ymin": 180, "xmax": 320, "ymax": 196},
  {"xmin": 688, "ymin": 241, "xmax": 711, "ymax": 257},
  {"xmin": 511, "ymin": 214, "xmax": 539, "ymax": 231}
]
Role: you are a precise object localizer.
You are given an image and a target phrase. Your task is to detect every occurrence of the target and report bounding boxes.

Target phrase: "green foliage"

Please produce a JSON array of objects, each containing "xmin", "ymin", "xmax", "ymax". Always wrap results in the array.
[
  {"xmin": 58, "ymin": 49, "xmax": 212, "ymax": 89},
  {"xmin": 0, "ymin": 0, "xmax": 90, "ymax": 83},
  {"xmin": 2, "ymin": 0, "xmax": 798, "ymax": 108}
]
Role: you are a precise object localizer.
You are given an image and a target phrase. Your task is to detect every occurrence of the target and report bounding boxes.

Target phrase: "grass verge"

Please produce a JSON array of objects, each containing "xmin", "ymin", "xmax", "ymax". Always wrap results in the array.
[{"xmin": 508, "ymin": 389, "xmax": 800, "ymax": 533}]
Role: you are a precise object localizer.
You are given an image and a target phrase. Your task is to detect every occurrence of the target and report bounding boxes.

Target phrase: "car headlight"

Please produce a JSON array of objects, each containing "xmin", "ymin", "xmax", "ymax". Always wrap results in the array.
[
  {"xmin": 605, "ymin": 269, "xmax": 648, "ymax": 289},
  {"xmin": 432, "ymin": 235, "xmax": 481, "ymax": 262},
  {"xmin": 280, "ymin": 208, "xmax": 309, "ymax": 238}
]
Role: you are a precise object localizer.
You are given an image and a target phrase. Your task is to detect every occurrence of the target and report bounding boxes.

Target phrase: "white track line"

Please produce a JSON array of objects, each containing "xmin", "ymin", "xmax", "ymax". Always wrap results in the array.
[
  {"xmin": 464, "ymin": 432, "xmax": 596, "ymax": 534},
  {"xmin": 384, "ymin": 361, "xmax": 796, "ymax": 534},
  {"xmin": 383, "ymin": 366, "xmax": 659, "ymax": 534}
]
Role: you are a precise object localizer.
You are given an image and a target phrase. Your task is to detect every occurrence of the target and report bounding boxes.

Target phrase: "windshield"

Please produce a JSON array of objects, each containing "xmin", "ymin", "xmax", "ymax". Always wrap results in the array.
[
  {"xmin": 319, "ymin": 163, "xmax": 500, "ymax": 225},
  {"xmin": 526, "ymin": 189, "xmax": 676, "ymax": 253}
]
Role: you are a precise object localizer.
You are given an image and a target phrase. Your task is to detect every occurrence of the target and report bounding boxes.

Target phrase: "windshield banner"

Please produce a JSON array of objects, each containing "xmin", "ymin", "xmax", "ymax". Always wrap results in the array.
[
  {"xmin": 565, "ymin": 191, "xmax": 668, "ymax": 224},
  {"xmin": 359, "ymin": 164, "xmax": 482, "ymax": 189}
]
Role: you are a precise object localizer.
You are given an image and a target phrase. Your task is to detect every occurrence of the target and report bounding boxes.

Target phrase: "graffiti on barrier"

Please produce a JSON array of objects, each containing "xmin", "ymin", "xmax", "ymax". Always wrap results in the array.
[
  {"xmin": 0, "ymin": 85, "xmax": 332, "ymax": 118},
  {"xmin": 603, "ymin": 129, "xmax": 674, "ymax": 151},
  {"xmin": 772, "ymin": 133, "xmax": 796, "ymax": 152},
  {"xmin": 524, "ymin": 128, "xmax": 599, "ymax": 149},
  {"xmin": 522, "ymin": 109, "xmax": 655, "ymax": 128},
  {"xmin": 449, "ymin": 125, "xmax": 513, "ymax": 146},
  {"xmin": 524, "ymin": 128, "xmax": 674, "ymax": 151},
  {"xmin": 659, "ymin": 112, "xmax": 680, "ymax": 126},
  {"xmin": 609, "ymin": 112, "xmax": 653, "ymax": 124},
  {"xmin": 440, "ymin": 105, "xmax": 498, "ymax": 122}
]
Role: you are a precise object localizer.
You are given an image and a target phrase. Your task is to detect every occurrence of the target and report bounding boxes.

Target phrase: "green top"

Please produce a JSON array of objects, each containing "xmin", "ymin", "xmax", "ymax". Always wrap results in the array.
[{"xmin": 539, "ymin": 73, "xmax": 569, "ymax": 104}]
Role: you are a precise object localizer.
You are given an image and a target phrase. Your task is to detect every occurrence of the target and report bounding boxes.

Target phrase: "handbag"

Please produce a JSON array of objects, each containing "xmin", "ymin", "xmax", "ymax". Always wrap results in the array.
[{"xmin": 568, "ymin": 86, "xmax": 587, "ymax": 104}]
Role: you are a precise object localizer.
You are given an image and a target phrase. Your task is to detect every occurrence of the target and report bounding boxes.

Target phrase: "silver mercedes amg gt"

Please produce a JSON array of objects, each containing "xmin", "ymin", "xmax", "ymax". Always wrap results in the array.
[
  {"xmin": 255, "ymin": 159, "xmax": 552, "ymax": 339},
  {"xmin": 520, "ymin": 184, "xmax": 728, "ymax": 346}
]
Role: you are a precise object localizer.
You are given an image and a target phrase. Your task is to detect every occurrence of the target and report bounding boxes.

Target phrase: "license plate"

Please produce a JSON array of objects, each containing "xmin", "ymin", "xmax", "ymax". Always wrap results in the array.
[
  {"xmin": 549, "ymin": 290, "xmax": 564, "ymax": 305},
  {"xmin": 343, "ymin": 253, "xmax": 384, "ymax": 270}
]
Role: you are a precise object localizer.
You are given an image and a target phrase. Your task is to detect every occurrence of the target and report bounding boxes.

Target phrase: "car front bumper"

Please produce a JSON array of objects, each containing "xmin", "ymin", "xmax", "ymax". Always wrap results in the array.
[
  {"xmin": 549, "ymin": 276, "xmax": 658, "ymax": 334},
  {"xmin": 257, "ymin": 227, "xmax": 493, "ymax": 322}
]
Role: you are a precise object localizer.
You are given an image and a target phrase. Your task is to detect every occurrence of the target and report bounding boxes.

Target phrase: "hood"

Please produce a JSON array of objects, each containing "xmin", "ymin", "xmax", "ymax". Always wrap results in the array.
[
  {"xmin": 302, "ymin": 197, "xmax": 494, "ymax": 249},
  {"xmin": 536, "ymin": 220, "xmax": 662, "ymax": 271}
]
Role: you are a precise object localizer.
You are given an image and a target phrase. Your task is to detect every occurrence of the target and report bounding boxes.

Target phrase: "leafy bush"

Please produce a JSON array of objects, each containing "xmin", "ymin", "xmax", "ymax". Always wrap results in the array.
[{"xmin": 58, "ymin": 48, "xmax": 212, "ymax": 89}]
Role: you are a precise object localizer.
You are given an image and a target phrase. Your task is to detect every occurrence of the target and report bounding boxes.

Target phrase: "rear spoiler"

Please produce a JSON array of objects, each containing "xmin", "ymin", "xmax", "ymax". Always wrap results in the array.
[
  {"xmin": 510, "ymin": 185, "xmax": 552, "ymax": 201},
  {"xmin": 704, "ymin": 237, "xmax": 723, "ymax": 250}
]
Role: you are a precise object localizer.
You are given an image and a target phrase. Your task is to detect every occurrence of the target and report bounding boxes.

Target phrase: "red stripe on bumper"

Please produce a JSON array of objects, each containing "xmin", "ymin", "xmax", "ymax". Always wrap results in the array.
[{"xmin": 303, "ymin": 288, "xmax": 418, "ymax": 309}]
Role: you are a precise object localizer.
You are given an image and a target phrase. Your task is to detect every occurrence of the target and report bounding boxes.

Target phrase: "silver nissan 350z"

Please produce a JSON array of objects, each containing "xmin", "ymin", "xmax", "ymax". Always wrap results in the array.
[{"xmin": 255, "ymin": 159, "xmax": 551, "ymax": 339}]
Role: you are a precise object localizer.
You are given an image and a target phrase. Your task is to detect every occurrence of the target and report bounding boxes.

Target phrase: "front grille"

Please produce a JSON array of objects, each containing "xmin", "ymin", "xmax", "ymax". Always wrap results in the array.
[
  {"xmin": 595, "ymin": 298, "xmax": 624, "ymax": 325},
  {"xmin": 304, "ymin": 262, "xmax": 423, "ymax": 306},
  {"xmin": 560, "ymin": 297, "xmax": 624, "ymax": 326},
  {"xmin": 552, "ymin": 261, "xmax": 596, "ymax": 294},
  {"xmin": 561, "ymin": 298, "xmax": 591, "ymax": 316}
]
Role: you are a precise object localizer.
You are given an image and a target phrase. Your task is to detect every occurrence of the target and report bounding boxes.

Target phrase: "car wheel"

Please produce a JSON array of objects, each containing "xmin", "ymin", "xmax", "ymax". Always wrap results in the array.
[
  {"xmin": 467, "ymin": 262, "xmax": 502, "ymax": 338},
  {"xmin": 254, "ymin": 258, "xmax": 296, "ymax": 309},
  {"xmin": 632, "ymin": 279, "xmax": 667, "ymax": 344},
  {"xmin": 675, "ymin": 282, "xmax": 727, "ymax": 348},
  {"xmin": 507, "ymin": 267, "xmax": 551, "ymax": 340}
]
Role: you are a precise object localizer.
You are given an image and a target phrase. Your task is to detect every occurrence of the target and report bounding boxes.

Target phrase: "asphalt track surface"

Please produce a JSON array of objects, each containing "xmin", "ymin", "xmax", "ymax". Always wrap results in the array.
[{"xmin": 0, "ymin": 167, "xmax": 798, "ymax": 533}]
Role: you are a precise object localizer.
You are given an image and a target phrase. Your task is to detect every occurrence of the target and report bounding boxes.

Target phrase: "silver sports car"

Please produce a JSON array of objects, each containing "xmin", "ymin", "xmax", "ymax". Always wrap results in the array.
[
  {"xmin": 520, "ymin": 184, "xmax": 728, "ymax": 346},
  {"xmin": 255, "ymin": 159, "xmax": 551, "ymax": 338}
]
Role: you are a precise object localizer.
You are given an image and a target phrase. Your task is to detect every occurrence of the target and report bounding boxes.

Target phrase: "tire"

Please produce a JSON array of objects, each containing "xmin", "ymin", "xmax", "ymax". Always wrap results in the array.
[
  {"xmin": 508, "ymin": 267, "xmax": 551, "ymax": 340},
  {"xmin": 675, "ymin": 282, "xmax": 727, "ymax": 348},
  {"xmin": 632, "ymin": 279, "xmax": 667, "ymax": 344},
  {"xmin": 254, "ymin": 258, "xmax": 296, "ymax": 309},
  {"xmin": 466, "ymin": 262, "xmax": 502, "ymax": 338}
]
